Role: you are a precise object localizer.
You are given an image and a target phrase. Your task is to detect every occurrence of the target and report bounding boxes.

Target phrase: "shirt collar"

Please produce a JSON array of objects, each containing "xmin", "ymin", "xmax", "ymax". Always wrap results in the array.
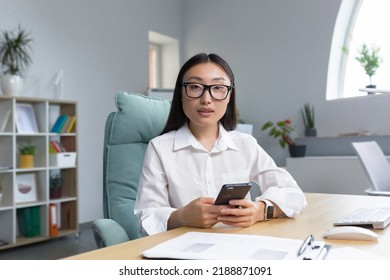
[{"xmin": 174, "ymin": 123, "xmax": 239, "ymax": 152}]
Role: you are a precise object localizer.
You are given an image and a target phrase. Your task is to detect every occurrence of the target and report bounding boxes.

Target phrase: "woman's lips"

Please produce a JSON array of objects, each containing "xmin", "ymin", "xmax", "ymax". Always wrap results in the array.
[{"xmin": 197, "ymin": 108, "xmax": 214, "ymax": 116}]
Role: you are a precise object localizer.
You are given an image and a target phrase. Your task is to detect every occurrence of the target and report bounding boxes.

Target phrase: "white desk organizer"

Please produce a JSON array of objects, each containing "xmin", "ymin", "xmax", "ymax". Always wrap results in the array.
[{"xmin": 50, "ymin": 152, "xmax": 77, "ymax": 167}]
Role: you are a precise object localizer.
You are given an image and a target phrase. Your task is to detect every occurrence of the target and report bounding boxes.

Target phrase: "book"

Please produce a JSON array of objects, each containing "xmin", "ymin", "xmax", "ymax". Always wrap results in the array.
[
  {"xmin": 57, "ymin": 115, "xmax": 68, "ymax": 133},
  {"xmin": 56, "ymin": 140, "xmax": 66, "ymax": 152},
  {"xmin": 31, "ymin": 206, "xmax": 40, "ymax": 236},
  {"xmin": 17, "ymin": 208, "xmax": 33, "ymax": 237},
  {"xmin": 66, "ymin": 116, "xmax": 76, "ymax": 133},
  {"xmin": 17, "ymin": 206, "xmax": 40, "ymax": 237},
  {"xmin": 49, "ymin": 141, "xmax": 61, "ymax": 153},
  {"xmin": 0, "ymin": 109, "xmax": 11, "ymax": 132},
  {"xmin": 142, "ymin": 232, "xmax": 330, "ymax": 260},
  {"xmin": 51, "ymin": 115, "xmax": 67, "ymax": 133},
  {"xmin": 60, "ymin": 115, "xmax": 72, "ymax": 133}
]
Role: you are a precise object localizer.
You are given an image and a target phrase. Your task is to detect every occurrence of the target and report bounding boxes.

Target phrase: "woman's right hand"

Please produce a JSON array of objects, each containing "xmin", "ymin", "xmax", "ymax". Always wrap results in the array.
[{"xmin": 168, "ymin": 197, "xmax": 228, "ymax": 229}]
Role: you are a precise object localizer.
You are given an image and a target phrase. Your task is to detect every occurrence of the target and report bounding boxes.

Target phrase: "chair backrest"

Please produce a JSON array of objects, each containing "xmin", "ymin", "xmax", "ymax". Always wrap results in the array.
[
  {"xmin": 352, "ymin": 141, "xmax": 390, "ymax": 192},
  {"xmin": 103, "ymin": 92, "xmax": 171, "ymax": 240}
]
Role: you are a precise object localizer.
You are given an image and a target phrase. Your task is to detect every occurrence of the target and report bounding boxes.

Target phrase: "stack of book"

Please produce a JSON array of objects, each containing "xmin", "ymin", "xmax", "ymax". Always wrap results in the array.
[
  {"xmin": 17, "ymin": 206, "xmax": 40, "ymax": 237},
  {"xmin": 51, "ymin": 115, "xmax": 76, "ymax": 133},
  {"xmin": 49, "ymin": 140, "xmax": 66, "ymax": 153}
]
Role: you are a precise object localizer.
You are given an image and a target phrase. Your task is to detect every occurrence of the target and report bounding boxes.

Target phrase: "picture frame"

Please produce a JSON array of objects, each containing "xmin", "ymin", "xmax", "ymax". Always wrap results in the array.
[
  {"xmin": 15, "ymin": 173, "xmax": 37, "ymax": 203},
  {"xmin": 15, "ymin": 104, "xmax": 39, "ymax": 133},
  {"xmin": 0, "ymin": 109, "xmax": 11, "ymax": 132}
]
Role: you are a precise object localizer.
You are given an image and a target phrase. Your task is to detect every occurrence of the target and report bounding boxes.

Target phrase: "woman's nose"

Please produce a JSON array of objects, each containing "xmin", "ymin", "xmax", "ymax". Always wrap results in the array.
[{"xmin": 200, "ymin": 89, "xmax": 212, "ymax": 104}]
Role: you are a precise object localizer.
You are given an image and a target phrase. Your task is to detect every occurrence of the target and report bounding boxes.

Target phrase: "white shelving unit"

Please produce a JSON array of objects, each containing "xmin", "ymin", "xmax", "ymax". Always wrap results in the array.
[{"xmin": 0, "ymin": 95, "xmax": 78, "ymax": 250}]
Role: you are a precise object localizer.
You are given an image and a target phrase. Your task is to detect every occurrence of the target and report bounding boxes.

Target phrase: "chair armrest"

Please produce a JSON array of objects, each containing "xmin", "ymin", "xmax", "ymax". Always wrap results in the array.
[{"xmin": 91, "ymin": 219, "xmax": 129, "ymax": 248}]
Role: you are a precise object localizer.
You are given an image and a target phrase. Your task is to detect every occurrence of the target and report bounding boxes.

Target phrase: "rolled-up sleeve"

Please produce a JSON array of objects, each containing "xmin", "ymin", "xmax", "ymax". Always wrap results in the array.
[
  {"xmin": 134, "ymin": 140, "xmax": 176, "ymax": 236},
  {"xmin": 251, "ymin": 141, "xmax": 307, "ymax": 217}
]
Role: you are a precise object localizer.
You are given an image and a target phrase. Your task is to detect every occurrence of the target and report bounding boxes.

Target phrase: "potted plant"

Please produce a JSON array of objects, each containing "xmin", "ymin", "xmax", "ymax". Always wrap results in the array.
[
  {"xmin": 355, "ymin": 43, "xmax": 382, "ymax": 93},
  {"xmin": 18, "ymin": 143, "xmax": 36, "ymax": 168},
  {"xmin": 50, "ymin": 174, "xmax": 63, "ymax": 199},
  {"xmin": 235, "ymin": 111, "xmax": 254, "ymax": 135},
  {"xmin": 301, "ymin": 103, "xmax": 316, "ymax": 137},
  {"xmin": 0, "ymin": 25, "xmax": 33, "ymax": 96},
  {"xmin": 261, "ymin": 118, "xmax": 306, "ymax": 157}
]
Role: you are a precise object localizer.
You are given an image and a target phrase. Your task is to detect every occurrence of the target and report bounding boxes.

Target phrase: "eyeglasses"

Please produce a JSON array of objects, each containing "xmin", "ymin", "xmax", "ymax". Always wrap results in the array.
[{"xmin": 183, "ymin": 82, "xmax": 233, "ymax": 100}]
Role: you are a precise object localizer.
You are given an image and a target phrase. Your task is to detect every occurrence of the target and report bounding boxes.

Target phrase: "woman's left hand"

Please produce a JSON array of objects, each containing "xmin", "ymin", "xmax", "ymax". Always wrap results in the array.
[{"xmin": 217, "ymin": 200, "xmax": 264, "ymax": 227}]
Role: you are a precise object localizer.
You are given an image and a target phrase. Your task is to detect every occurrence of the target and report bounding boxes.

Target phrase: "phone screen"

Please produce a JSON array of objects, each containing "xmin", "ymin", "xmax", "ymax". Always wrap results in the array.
[{"xmin": 214, "ymin": 183, "xmax": 252, "ymax": 205}]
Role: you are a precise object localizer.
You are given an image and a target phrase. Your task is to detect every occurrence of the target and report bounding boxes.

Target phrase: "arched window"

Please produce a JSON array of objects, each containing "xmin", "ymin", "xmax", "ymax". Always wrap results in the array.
[{"xmin": 327, "ymin": 0, "xmax": 390, "ymax": 100}]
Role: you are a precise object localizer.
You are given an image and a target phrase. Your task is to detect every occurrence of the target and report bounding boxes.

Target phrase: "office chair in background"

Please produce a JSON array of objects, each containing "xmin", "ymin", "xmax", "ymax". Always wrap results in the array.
[
  {"xmin": 352, "ymin": 141, "xmax": 390, "ymax": 196},
  {"xmin": 91, "ymin": 92, "xmax": 171, "ymax": 248}
]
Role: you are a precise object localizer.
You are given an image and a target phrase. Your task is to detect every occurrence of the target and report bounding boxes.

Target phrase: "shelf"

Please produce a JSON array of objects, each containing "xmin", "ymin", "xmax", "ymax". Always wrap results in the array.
[
  {"xmin": 0, "ymin": 95, "xmax": 78, "ymax": 251},
  {"xmin": 359, "ymin": 88, "xmax": 390, "ymax": 94}
]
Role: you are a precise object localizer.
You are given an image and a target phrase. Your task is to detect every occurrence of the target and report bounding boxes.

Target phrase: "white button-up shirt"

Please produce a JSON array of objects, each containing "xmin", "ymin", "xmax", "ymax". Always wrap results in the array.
[{"xmin": 135, "ymin": 124, "xmax": 307, "ymax": 236}]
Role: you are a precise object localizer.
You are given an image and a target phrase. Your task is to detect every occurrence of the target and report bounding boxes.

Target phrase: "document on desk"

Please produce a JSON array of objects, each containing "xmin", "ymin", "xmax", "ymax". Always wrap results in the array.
[{"xmin": 142, "ymin": 232, "xmax": 329, "ymax": 260}]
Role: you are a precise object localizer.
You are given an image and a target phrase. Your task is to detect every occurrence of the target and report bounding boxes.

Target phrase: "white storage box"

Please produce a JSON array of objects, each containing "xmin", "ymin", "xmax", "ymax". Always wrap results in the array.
[{"xmin": 50, "ymin": 152, "xmax": 77, "ymax": 167}]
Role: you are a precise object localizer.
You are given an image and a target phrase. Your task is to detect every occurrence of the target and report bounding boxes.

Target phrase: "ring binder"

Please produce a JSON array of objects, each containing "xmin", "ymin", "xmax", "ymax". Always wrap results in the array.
[{"xmin": 49, "ymin": 204, "xmax": 58, "ymax": 237}]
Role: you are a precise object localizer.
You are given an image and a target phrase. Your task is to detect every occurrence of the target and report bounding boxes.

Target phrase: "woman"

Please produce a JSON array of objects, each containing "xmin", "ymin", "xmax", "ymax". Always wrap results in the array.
[{"xmin": 135, "ymin": 53, "xmax": 306, "ymax": 236}]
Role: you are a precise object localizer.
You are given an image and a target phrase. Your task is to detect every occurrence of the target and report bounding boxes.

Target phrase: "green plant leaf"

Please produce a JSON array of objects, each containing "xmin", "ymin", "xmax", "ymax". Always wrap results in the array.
[
  {"xmin": 0, "ymin": 25, "xmax": 33, "ymax": 75},
  {"xmin": 355, "ymin": 43, "xmax": 382, "ymax": 83},
  {"xmin": 279, "ymin": 139, "xmax": 286, "ymax": 149},
  {"xmin": 261, "ymin": 121, "xmax": 273, "ymax": 130}
]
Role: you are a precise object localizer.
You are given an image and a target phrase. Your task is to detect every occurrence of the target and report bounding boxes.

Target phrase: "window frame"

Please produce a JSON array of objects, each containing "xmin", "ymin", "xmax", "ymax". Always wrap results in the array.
[
  {"xmin": 149, "ymin": 43, "xmax": 162, "ymax": 89},
  {"xmin": 326, "ymin": 0, "xmax": 363, "ymax": 100}
]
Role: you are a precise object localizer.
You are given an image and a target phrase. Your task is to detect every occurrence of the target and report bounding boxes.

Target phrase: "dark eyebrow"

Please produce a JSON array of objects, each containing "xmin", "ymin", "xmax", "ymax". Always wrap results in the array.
[{"xmin": 186, "ymin": 76, "xmax": 227, "ymax": 83}]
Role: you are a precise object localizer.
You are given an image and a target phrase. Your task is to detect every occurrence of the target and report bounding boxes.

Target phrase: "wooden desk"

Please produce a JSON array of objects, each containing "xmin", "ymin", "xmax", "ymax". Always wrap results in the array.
[{"xmin": 66, "ymin": 193, "xmax": 390, "ymax": 259}]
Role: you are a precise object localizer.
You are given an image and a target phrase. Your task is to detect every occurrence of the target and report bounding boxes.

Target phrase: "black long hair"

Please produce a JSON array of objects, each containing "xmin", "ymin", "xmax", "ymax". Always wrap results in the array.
[{"xmin": 161, "ymin": 53, "xmax": 237, "ymax": 134}]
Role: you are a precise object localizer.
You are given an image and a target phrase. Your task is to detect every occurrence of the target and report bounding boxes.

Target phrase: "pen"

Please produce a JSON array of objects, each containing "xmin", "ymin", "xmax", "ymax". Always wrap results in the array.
[{"xmin": 297, "ymin": 234, "xmax": 313, "ymax": 256}]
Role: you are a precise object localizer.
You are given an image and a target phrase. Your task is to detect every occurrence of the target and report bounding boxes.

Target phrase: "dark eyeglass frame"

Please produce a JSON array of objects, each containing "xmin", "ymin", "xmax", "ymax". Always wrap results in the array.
[{"xmin": 182, "ymin": 82, "xmax": 233, "ymax": 100}]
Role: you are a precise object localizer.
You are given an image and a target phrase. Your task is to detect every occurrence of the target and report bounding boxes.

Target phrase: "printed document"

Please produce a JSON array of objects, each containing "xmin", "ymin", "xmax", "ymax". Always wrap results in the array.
[{"xmin": 142, "ymin": 232, "xmax": 328, "ymax": 260}]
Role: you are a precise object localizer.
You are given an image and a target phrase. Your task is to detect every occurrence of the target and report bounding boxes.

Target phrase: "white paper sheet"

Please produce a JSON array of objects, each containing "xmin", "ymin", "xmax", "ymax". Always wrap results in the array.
[{"xmin": 142, "ymin": 232, "xmax": 328, "ymax": 260}]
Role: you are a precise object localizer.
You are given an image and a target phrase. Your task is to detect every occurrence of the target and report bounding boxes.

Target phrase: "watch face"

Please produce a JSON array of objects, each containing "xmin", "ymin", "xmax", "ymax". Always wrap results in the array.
[{"xmin": 267, "ymin": 206, "xmax": 274, "ymax": 219}]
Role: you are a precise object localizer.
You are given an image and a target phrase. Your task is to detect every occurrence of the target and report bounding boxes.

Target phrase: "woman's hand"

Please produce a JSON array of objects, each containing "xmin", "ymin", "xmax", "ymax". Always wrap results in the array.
[
  {"xmin": 217, "ymin": 199, "xmax": 264, "ymax": 227},
  {"xmin": 168, "ymin": 197, "xmax": 230, "ymax": 229}
]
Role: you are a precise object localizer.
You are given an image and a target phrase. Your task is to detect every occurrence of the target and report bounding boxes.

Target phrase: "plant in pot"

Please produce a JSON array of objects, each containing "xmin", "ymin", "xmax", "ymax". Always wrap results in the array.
[
  {"xmin": 355, "ymin": 43, "xmax": 382, "ymax": 93},
  {"xmin": 261, "ymin": 118, "xmax": 306, "ymax": 157},
  {"xmin": 301, "ymin": 103, "xmax": 316, "ymax": 137},
  {"xmin": 50, "ymin": 174, "xmax": 63, "ymax": 199},
  {"xmin": 18, "ymin": 143, "xmax": 36, "ymax": 168},
  {"xmin": 235, "ymin": 110, "xmax": 254, "ymax": 135},
  {"xmin": 0, "ymin": 25, "xmax": 33, "ymax": 96}
]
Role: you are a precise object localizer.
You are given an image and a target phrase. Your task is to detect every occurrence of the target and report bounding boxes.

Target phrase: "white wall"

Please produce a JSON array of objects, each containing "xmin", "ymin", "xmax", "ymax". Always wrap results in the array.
[{"xmin": 0, "ymin": 0, "xmax": 182, "ymax": 223}]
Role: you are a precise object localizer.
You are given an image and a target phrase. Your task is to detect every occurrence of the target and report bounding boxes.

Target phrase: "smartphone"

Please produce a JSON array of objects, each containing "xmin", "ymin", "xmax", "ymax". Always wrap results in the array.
[{"xmin": 214, "ymin": 182, "xmax": 252, "ymax": 205}]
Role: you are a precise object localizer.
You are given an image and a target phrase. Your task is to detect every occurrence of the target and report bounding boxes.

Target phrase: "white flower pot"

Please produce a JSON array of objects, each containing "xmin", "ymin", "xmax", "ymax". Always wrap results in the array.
[
  {"xmin": 235, "ymin": 123, "xmax": 254, "ymax": 135},
  {"xmin": 1, "ymin": 74, "xmax": 23, "ymax": 96}
]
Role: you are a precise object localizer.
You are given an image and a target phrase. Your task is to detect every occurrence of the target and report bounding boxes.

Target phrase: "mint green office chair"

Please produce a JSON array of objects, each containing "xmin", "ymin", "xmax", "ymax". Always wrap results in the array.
[{"xmin": 91, "ymin": 92, "xmax": 171, "ymax": 248}]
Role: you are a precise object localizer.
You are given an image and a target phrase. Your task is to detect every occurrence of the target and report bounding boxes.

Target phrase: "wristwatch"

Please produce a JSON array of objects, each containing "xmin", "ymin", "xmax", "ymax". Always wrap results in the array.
[{"xmin": 261, "ymin": 200, "xmax": 274, "ymax": 221}]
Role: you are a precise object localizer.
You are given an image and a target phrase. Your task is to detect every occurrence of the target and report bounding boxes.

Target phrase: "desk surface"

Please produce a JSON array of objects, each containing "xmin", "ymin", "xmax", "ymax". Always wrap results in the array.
[{"xmin": 66, "ymin": 193, "xmax": 390, "ymax": 259}]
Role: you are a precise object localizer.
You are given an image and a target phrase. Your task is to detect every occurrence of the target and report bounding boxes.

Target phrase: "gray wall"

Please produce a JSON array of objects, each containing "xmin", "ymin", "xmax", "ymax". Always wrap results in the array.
[
  {"xmin": 0, "ymin": 0, "xmax": 182, "ymax": 223},
  {"xmin": 2, "ymin": 0, "xmax": 390, "ymax": 223}
]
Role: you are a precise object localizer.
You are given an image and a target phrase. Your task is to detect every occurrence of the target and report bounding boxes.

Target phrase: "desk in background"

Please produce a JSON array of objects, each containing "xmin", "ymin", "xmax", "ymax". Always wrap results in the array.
[
  {"xmin": 65, "ymin": 193, "xmax": 390, "ymax": 260},
  {"xmin": 286, "ymin": 157, "xmax": 374, "ymax": 195}
]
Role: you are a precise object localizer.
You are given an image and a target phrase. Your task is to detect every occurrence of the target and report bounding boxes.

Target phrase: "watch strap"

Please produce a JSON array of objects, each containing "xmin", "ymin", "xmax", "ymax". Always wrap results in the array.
[{"xmin": 261, "ymin": 199, "xmax": 274, "ymax": 221}]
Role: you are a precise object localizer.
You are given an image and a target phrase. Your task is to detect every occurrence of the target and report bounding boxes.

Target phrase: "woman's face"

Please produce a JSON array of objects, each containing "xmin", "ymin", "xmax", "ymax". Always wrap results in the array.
[{"xmin": 182, "ymin": 62, "xmax": 231, "ymax": 131}]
